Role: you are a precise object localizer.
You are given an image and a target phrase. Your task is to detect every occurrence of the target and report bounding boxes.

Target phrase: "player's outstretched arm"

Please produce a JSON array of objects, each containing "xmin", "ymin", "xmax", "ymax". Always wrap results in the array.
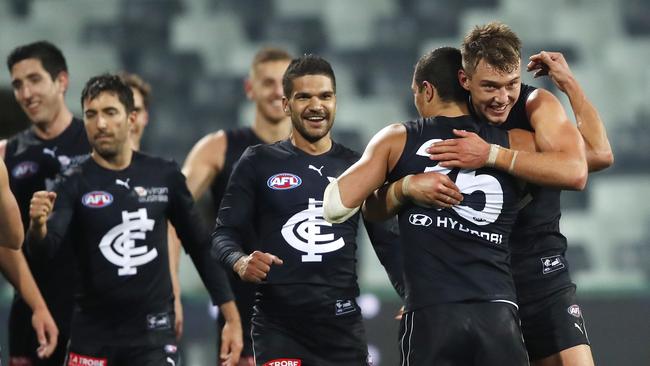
[
  {"xmin": 0, "ymin": 249, "xmax": 59, "ymax": 358},
  {"xmin": 528, "ymin": 50, "xmax": 613, "ymax": 172},
  {"xmin": 427, "ymin": 89, "xmax": 588, "ymax": 190},
  {"xmin": 218, "ymin": 300, "xmax": 243, "ymax": 366},
  {"xmin": 0, "ymin": 159, "xmax": 23, "ymax": 249},
  {"xmin": 323, "ymin": 123, "xmax": 406, "ymax": 224}
]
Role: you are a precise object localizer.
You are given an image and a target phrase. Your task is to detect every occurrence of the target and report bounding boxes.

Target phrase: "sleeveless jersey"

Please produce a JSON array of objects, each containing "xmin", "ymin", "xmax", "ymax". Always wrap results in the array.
[
  {"xmin": 31, "ymin": 152, "xmax": 233, "ymax": 346},
  {"xmin": 4, "ymin": 117, "xmax": 90, "ymax": 335},
  {"xmin": 209, "ymin": 127, "xmax": 264, "ymax": 212},
  {"xmin": 387, "ymin": 116, "xmax": 522, "ymax": 311},
  {"xmin": 214, "ymin": 139, "xmax": 365, "ymax": 317},
  {"xmin": 497, "ymin": 83, "xmax": 574, "ymax": 302}
]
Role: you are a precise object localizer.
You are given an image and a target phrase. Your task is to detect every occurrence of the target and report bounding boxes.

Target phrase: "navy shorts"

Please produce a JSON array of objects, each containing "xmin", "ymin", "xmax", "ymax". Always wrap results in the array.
[
  {"xmin": 519, "ymin": 285, "xmax": 590, "ymax": 360},
  {"xmin": 399, "ymin": 302, "xmax": 529, "ymax": 366},
  {"xmin": 251, "ymin": 311, "xmax": 369, "ymax": 366},
  {"xmin": 64, "ymin": 340, "xmax": 180, "ymax": 366}
]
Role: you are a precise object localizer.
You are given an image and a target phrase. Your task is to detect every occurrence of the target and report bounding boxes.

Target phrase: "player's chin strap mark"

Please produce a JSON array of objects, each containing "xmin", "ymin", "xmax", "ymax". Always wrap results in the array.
[{"xmin": 323, "ymin": 179, "xmax": 359, "ymax": 224}]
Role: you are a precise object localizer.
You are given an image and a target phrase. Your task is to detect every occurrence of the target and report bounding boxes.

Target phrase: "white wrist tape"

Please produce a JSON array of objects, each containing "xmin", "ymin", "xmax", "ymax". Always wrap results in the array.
[
  {"xmin": 402, "ymin": 174, "xmax": 413, "ymax": 198},
  {"xmin": 486, "ymin": 144, "xmax": 500, "ymax": 167},
  {"xmin": 323, "ymin": 179, "xmax": 360, "ymax": 224},
  {"xmin": 508, "ymin": 150, "xmax": 519, "ymax": 173}
]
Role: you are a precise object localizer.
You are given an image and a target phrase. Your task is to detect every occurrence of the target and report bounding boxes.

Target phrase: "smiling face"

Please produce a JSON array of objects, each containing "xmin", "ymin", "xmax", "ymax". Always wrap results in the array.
[
  {"xmin": 283, "ymin": 74, "xmax": 336, "ymax": 144},
  {"xmin": 460, "ymin": 58, "xmax": 521, "ymax": 125},
  {"xmin": 83, "ymin": 91, "xmax": 134, "ymax": 160},
  {"xmin": 247, "ymin": 59, "xmax": 291, "ymax": 124},
  {"xmin": 10, "ymin": 58, "xmax": 67, "ymax": 126}
]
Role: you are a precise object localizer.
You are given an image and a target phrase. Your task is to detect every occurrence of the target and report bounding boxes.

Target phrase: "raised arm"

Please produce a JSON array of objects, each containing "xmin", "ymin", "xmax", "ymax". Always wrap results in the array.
[
  {"xmin": 0, "ymin": 159, "xmax": 23, "ymax": 249},
  {"xmin": 427, "ymin": 89, "xmax": 588, "ymax": 190},
  {"xmin": 528, "ymin": 51, "xmax": 613, "ymax": 172},
  {"xmin": 323, "ymin": 124, "xmax": 406, "ymax": 223}
]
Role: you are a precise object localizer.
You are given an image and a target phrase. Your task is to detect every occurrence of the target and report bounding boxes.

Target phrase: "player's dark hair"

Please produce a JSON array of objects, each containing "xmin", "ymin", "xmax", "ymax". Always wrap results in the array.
[
  {"xmin": 118, "ymin": 71, "xmax": 151, "ymax": 109},
  {"xmin": 81, "ymin": 74, "xmax": 134, "ymax": 113},
  {"xmin": 461, "ymin": 21, "xmax": 521, "ymax": 76},
  {"xmin": 414, "ymin": 47, "xmax": 468, "ymax": 103},
  {"xmin": 282, "ymin": 54, "xmax": 336, "ymax": 97},
  {"xmin": 7, "ymin": 41, "xmax": 68, "ymax": 81}
]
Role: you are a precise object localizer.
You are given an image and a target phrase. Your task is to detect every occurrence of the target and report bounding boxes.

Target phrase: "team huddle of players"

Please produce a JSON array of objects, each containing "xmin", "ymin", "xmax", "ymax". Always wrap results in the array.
[{"xmin": 0, "ymin": 20, "xmax": 612, "ymax": 366}]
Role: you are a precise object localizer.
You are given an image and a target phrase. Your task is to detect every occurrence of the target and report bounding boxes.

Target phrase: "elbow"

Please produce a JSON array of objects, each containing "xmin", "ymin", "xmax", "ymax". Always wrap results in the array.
[
  {"xmin": 588, "ymin": 150, "xmax": 614, "ymax": 172},
  {"xmin": 569, "ymin": 162, "xmax": 588, "ymax": 191},
  {"xmin": 323, "ymin": 180, "xmax": 359, "ymax": 224}
]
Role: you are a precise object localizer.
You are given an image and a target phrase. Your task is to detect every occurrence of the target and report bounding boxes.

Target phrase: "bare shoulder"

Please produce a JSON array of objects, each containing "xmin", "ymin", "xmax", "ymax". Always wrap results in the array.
[
  {"xmin": 184, "ymin": 130, "xmax": 228, "ymax": 169},
  {"xmin": 525, "ymin": 88, "xmax": 567, "ymax": 125}
]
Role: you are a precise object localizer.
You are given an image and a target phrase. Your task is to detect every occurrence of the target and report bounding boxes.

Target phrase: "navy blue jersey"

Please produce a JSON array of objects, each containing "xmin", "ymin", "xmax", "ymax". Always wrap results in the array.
[
  {"xmin": 496, "ymin": 83, "xmax": 574, "ymax": 302},
  {"xmin": 210, "ymin": 127, "xmax": 264, "ymax": 214},
  {"xmin": 213, "ymin": 139, "xmax": 403, "ymax": 317},
  {"xmin": 387, "ymin": 116, "xmax": 522, "ymax": 311},
  {"xmin": 4, "ymin": 117, "xmax": 90, "ymax": 335},
  {"xmin": 29, "ymin": 152, "xmax": 233, "ymax": 346}
]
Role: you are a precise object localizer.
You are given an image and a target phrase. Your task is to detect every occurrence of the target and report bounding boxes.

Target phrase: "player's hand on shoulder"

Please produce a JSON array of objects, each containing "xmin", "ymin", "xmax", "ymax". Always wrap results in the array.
[
  {"xmin": 427, "ymin": 129, "xmax": 490, "ymax": 169},
  {"xmin": 234, "ymin": 250, "xmax": 283, "ymax": 283},
  {"xmin": 527, "ymin": 51, "xmax": 575, "ymax": 93},
  {"xmin": 407, "ymin": 172, "xmax": 463, "ymax": 209},
  {"xmin": 29, "ymin": 191, "xmax": 57, "ymax": 226}
]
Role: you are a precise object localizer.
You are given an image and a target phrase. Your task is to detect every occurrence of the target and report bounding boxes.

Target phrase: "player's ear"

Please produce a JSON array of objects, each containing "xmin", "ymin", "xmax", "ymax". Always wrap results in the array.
[
  {"xmin": 244, "ymin": 77, "xmax": 254, "ymax": 100},
  {"xmin": 282, "ymin": 96, "xmax": 290, "ymax": 116},
  {"xmin": 458, "ymin": 69, "xmax": 471, "ymax": 91},
  {"xmin": 423, "ymin": 81, "xmax": 435, "ymax": 102},
  {"xmin": 55, "ymin": 70, "xmax": 69, "ymax": 95}
]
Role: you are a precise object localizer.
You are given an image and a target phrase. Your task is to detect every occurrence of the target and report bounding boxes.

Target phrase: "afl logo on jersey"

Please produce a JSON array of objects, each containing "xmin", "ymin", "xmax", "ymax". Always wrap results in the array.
[
  {"xmin": 567, "ymin": 304, "xmax": 582, "ymax": 318},
  {"xmin": 11, "ymin": 161, "xmax": 39, "ymax": 179},
  {"xmin": 82, "ymin": 191, "xmax": 114, "ymax": 208},
  {"xmin": 267, "ymin": 173, "xmax": 302, "ymax": 190}
]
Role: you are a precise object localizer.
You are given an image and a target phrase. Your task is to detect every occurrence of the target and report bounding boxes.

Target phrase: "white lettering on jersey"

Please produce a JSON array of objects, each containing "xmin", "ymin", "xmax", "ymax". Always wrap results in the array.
[
  {"xmin": 281, "ymin": 198, "xmax": 345, "ymax": 262},
  {"xmin": 99, "ymin": 208, "xmax": 157, "ymax": 275},
  {"xmin": 416, "ymin": 139, "xmax": 504, "ymax": 226}
]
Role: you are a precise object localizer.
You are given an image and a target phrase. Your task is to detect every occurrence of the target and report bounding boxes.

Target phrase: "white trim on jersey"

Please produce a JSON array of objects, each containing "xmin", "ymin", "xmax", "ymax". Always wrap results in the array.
[{"xmin": 490, "ymin": 299, "xmax": 519, "ymax": 309}]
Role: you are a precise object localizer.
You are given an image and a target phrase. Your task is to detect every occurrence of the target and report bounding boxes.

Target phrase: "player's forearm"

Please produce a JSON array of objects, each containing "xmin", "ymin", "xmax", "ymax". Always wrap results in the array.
[
  {"xmin": 362, "ymin": 179, "xmax": 407, "ymax": 222},
  {"xmin": 0, "ymin": 248, "xmax": 49, "ymax": 312},
  {"xmin": 167, "ymin": 224, "xmax": 182, "ymax": 300},
  {"xmin": 563, "ymin": 80, "xmax": 614, "ymax": 172},
  {"xmin": 491, "ymin": 146, "xmax": 587, "ymax": 190},
  {"xmin": 211, "ymin": 227, "xmax": 247, "ymax": 269},
  {"xmin": 218, "ymin": 300, "xmax": 242, "ymax": 324}
]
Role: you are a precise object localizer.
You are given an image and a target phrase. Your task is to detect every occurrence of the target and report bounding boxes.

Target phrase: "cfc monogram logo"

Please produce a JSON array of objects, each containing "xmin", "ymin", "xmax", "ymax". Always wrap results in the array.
[
  {"xmin": 281, "ymin": 198, "xmax": 345, "ymax": 262},
  {"xmin": 99, "ymin": 208, "xmax": 157, "ymax": 275}
]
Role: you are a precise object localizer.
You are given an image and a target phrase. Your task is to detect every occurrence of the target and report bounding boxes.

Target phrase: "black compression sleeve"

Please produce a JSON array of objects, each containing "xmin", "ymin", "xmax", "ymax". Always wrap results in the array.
[
  {"xmin": 363, "ymin": 216, "xmax": 405, "ymax": 299},
  {"xmin": 167, "ymin": 166, "xmax": 234, "ymax": 305},
  {"xmin": 211, "ymin": 147, "xmax": 257, "ymax": 270}
]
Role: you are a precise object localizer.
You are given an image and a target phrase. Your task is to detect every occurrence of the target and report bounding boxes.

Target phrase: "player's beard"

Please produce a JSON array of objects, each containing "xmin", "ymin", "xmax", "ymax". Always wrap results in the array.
[{"xmin": 292, "ymin": 114, "xmax": 334, "ymax": 143}]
